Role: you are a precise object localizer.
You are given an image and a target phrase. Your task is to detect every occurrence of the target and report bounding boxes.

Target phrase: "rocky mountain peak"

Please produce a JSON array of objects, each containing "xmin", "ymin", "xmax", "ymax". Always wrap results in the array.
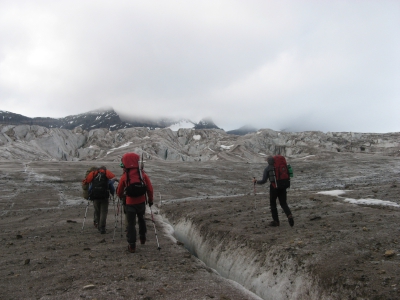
[
  {"xmin": 194, "ymin": 117, "xmax": 220, "ymax": 130},
  {"xmin": 0, "ymin": 108, "xmax": 221, "ymax": 132}
]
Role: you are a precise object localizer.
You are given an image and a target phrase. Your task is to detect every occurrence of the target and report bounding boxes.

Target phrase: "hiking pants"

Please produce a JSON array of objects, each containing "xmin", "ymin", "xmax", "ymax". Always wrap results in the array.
[
  {"xmin": 93, "ymin": 209, "xmax": 98, "ymax": 226},
  {"xmin": 123, "ymin": 204, "xmax": 128, "ymax": 232},
  {"xmin": 126, "ymin": 202, "xmax": 146, "ymax": 247},
  {"xmin": 93, "ymin": 199, "xmax": 109, "ymax": 231},
  {"xmin": 269, "ymin": 185, "xmax": 292, "ymax": 222},
  {"xmin": 121, "ymin": 196, "xmax": 128, "ymax": 232}
]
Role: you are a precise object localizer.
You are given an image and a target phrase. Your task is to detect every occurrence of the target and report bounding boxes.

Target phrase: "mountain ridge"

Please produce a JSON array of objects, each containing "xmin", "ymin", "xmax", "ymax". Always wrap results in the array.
[{"xmin": 0, "ymin": 108, "xmax": 223, "ymax": 132}]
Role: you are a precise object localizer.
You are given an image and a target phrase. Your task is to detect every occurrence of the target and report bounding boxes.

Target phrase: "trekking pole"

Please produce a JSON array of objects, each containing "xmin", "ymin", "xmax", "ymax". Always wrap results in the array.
[
  {"xmin": 120, "ymin": 198, "xmax": 123, "ymax": 238},
  {"xmin": 112, "ymin": 195, "xmax": 117, "ymax": 243},
  {"xmin": 82, "ymin": 200, "xmax": 90, "ymax": 231},
  {"xmin": 150, "ymin": 205, "xmax": 161, "ymax": 251}
]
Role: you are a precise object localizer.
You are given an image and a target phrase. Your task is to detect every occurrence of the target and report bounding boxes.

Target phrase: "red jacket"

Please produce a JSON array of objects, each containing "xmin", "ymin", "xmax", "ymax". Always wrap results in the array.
[
  {"xmin": 117, "ymin": 153, "xmax": 154, "ymax": 205},
  {"xmin": 82, "ymin": 169, "xmax": 116, "ymax": 185}
]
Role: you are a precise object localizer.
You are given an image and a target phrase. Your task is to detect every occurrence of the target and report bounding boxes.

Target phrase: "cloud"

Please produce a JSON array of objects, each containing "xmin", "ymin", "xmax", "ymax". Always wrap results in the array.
[{"xmin": 0, "ymin": 0, "xmax": 399, "ymax": 132}]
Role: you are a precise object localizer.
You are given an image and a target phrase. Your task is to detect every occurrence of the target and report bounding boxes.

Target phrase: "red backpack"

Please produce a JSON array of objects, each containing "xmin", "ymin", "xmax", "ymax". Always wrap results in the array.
[{"xmin": 272, "ymin": 155, "xmax": 290, "ymax": 189}]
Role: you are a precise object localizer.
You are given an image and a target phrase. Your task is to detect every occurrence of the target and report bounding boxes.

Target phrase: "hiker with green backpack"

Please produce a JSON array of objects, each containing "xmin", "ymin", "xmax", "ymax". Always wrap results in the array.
[{"xmin": 253, "ymin": 155, "xmax": 294, "ymax": 227}]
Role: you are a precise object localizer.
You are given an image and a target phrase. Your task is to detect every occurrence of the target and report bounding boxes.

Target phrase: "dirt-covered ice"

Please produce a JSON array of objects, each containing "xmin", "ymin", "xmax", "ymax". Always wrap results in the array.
[{"xmin": 0, "ymin": 152, "xmax": 399, "ymax": 299}]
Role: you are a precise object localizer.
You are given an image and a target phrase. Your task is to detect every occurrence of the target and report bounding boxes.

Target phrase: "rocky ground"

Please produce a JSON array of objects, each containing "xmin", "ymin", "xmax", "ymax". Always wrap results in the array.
[{"xmin": 0, "ymin": 152, "xmax": 399, "ymax": 299}]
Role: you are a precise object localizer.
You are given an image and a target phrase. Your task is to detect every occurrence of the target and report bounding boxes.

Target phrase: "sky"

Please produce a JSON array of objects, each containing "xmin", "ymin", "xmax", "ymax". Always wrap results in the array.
[{"xmin": 0, "ymin": 0, "xmax": 399, "ymax": 133}]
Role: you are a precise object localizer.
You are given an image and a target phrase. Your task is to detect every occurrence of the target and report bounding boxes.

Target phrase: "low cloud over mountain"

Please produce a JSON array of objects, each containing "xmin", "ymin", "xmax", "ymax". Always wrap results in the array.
[{"xmin": 0, "ymin": 108, "xmax": 221, "ymax": 132}]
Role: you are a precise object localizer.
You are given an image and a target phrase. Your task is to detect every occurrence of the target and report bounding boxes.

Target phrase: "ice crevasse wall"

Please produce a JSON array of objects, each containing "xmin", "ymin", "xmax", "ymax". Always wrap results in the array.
[{"xmin": 163, "ymin": 216, "xmax": 332, "ymax": 300}]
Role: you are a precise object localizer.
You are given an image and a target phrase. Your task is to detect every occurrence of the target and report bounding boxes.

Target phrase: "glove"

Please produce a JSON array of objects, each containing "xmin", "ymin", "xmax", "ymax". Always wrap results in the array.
[{"xmin": 148, "ymin": 202, "xmax": 153, "ymax": 207}]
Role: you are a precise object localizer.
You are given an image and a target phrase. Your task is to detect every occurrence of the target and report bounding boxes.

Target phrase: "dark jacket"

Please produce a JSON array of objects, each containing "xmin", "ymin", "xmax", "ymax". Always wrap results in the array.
[
  {"xmin": 256, "ymin": 156, "xmax": 275, "ymax": 185},
  {"xmin": 89, "ymin": 180, "xmax": 115, "ymax": 196}
]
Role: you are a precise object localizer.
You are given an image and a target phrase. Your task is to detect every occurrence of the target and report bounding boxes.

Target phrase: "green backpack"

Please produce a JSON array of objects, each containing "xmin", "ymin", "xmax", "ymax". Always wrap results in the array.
[{"xmin": 82, "ymin": 167, "xmax": 97, "ymax": 199}]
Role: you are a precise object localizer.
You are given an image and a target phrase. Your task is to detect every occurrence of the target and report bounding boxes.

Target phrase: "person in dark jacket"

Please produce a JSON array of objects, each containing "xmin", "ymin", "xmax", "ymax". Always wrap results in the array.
[
  {"xmin": 83, "ymin": 166, "xmax": 118, "ymax": 234},
  {"xmin": 253, "ymin": 156, "xmax": 294, "ymax": 227},
  {"xmin": 117, "ymin": 153, "xmax": 154, "ymax": 253},
  {"xmin": 89, "ymin": 178, "xmax": 116, "ymax": 229}
]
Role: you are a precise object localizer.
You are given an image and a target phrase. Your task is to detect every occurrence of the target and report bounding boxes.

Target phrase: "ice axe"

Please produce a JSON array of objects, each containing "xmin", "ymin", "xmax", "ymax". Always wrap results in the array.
[{"xmin": 112, "ymin": 195, "xmax": 119, "ymax": 243}]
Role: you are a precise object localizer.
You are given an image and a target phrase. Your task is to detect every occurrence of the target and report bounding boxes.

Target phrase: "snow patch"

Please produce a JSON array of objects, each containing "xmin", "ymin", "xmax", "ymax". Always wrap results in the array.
[
  {"xmin": 317, "ymin": 190, "xmax": 399, "ymax": 207},
  {"xmin": 221, "ymin": 145, "xmax": 234, "ymax": 150},
  {"xmin": 317, "ymin": 190, "xmax": 347, "ymax": 197},
  {"xmin": 299, "ymin": 155, "xmax": 316, "ymax": 160},
  {"xmin": 193, "ymin": 135, "xmax": 201, "ymax": 141},
  {"xmin": 344, "ymin": 198, "xmax": 400, "ymax": 207},
  {"xmin": 169, "ymin": 120, "xmax": 195, "ymax": 131},
  {"xmin": 106, "ymin": 142, "xmax": 133, "ymax": 155}
]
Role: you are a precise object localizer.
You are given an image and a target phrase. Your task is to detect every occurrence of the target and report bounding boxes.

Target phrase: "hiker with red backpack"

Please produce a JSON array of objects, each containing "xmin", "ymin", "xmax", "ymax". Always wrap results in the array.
[
  {"xmin": 82, "ymin": 166, "xmax": 118, "ymax": 234},
  {"xmin": 253, "ymin": 155, "xmax": 294, "ymax": 227},
  {"xmin": 117, "ymin": 152, "xmax": 154, "ymax": 253}
]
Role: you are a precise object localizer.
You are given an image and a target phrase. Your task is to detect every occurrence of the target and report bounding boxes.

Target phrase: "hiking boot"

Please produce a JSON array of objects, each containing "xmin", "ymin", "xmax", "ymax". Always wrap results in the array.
[
  {"xmin": 93, "ymin": 222, "xmax": 98, "ymax": 229},
  {"xmin": 140, "ymin": 236, "xmax": 146, "ymax": 245},
  {"xmin": 269, "ymin": 221, "xmax": 280, "ymax": 227},
  {"xmin": 99, "ymin": 228, "xmax": 106, "ymax": 234},
  {"xmin": 127, "ymin": 245, "xmax": 136, "ymax": 253},
  {"xmin": 288, "ymin": 215, "xmax": 294, "ymax": 227}
]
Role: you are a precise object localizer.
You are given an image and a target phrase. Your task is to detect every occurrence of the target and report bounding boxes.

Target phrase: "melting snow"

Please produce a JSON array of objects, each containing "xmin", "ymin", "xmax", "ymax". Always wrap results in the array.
[
  {"xmin": 317, "ymin": 190, "xmax": 399, "ymax": 207},
  {"xmin": 106, "ymin": 142, "xmax": 133, "ymax": 155},
  {"xmin": 221, "ymin": 145, "xmax": 234, "ymax": 150},
  {"xmin": 317, "ymin": 190, "xmax": 347, "ymax": 197},
  {"xmin": 344, "ymin": 198, "xmax": 400, "ymax": 207},
  {"xmin": 193, "ymin": 135, "xmax": 201, "ymax": 141},
  {"xmin": 299, "ymin": 155, "xmax": 316, "ymax": 160}
]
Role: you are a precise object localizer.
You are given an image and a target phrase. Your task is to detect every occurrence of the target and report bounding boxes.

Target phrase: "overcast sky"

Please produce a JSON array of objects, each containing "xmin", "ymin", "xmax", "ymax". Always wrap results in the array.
[{"xmin": 1, "ymin": 0, "xmax": 399, "ymax": 132}]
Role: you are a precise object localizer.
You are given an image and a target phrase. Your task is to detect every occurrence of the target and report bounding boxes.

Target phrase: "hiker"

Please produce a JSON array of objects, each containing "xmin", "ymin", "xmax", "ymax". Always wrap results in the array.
[
  {"xmin": 82, "ymin": 166, "xmax": 118, "ymax": 234},
  {"xmin": 90, "ymin": 178, "xmax": 116, "ymax": 229},
  {"xmin": 253, "ymin": 155, "xmax": 294, "ymax": 227},
  {"xmin": 117, "ymin": 152, "xmax": 154, "ymax": 253},
  {"xmin": 82, "ymin": 166, "xmax": 116, "ymax": 228}
]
